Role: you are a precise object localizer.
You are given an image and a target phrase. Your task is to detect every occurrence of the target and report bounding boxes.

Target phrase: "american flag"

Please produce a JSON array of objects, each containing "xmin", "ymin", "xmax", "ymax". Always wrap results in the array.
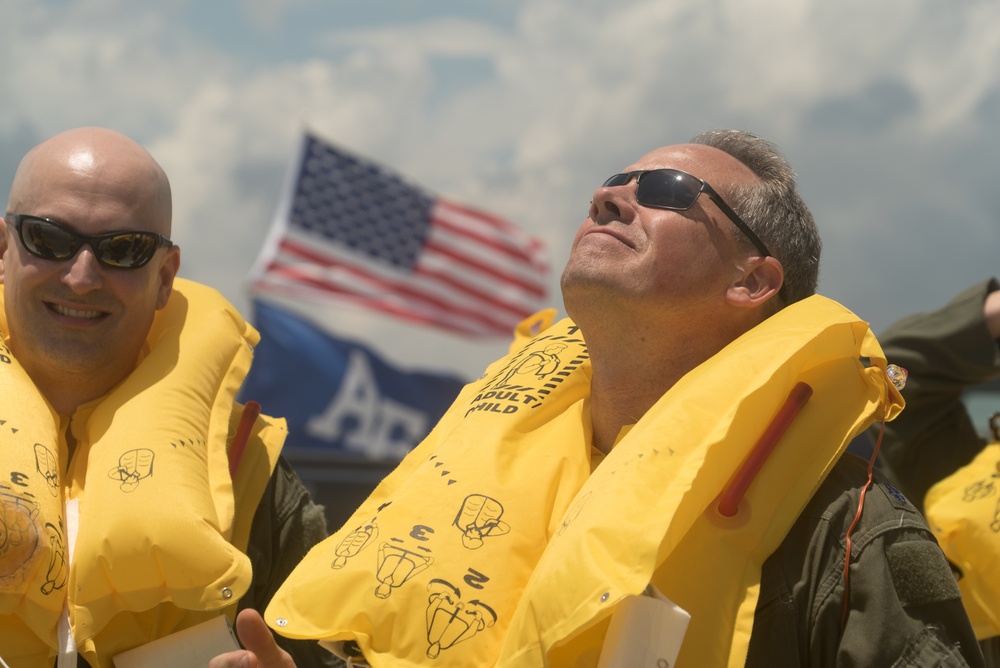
[{"xmin": 250, "ymin": 132, "xmax": 549, "ymax": 337}]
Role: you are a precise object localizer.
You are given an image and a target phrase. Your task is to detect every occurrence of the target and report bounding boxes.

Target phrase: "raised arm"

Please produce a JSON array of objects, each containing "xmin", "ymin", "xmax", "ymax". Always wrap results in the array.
[{"xmin": 877, "ymin": 279, "xmax": 1000, "ymax": 508}]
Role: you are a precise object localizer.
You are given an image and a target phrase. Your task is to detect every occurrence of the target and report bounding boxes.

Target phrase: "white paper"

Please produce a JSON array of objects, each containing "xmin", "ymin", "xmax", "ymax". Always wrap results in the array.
[
  {"xmin": 112, "ymin": 615, "xmax": 239, "ymax": 668},
  {"xmin": 597, "ymin": 585, "xmax": 691, "ymax": 668}
]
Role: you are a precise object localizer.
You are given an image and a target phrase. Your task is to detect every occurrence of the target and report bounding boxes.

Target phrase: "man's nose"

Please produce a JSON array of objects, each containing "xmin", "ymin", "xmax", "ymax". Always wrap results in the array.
[
  {"xmin": 61, "ymin": 246, "xmax": 104, "ymax": 293},
  {"xmin": 590, "ymin": 181, "xmax": 635, "ymax": 224}
]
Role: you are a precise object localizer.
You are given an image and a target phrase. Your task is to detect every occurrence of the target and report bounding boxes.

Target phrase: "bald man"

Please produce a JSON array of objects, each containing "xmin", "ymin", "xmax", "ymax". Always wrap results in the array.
[
  {"xmin": 0, "ymin": 128, "xmax": 340, "ymax": 667},
  {"xmin": 219, "ymin": 131, "xmax": 984, "ymax": 667}
]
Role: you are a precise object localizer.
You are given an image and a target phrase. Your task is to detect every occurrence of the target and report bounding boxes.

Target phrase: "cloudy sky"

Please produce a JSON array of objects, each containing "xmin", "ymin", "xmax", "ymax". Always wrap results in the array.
[{"xmin": 3, "ymin": 0, "xmax": 1000, "ymax": 376}]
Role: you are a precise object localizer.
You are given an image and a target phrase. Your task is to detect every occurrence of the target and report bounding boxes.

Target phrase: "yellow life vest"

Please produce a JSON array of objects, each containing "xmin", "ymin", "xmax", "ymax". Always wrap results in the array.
[
  {"xmin": 0, "ymin": 278, "xmax": 286, "ymax": 667},
  {"xmin": 924, "ymin": 442, "xmax": 1000, "ymax": 640},
  {"xmin": 266, "ymin": 295, "xmax": 903, "ymax": 667}
]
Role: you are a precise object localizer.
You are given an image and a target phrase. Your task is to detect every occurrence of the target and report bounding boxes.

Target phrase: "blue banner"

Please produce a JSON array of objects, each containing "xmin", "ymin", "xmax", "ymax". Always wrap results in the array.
[{"xmin": 240, "ymin": 300, "xmax": 468, "ymax": 461}]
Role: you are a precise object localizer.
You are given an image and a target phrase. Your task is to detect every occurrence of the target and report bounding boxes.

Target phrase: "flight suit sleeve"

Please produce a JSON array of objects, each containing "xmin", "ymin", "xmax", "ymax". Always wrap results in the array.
[
  {"xmin": 240, "ymin": 456, "xmax": 347, "ymax": 667},
  {"xmin": 829, "ymin": 511, "xmax": 982, "ymax": 667},
  {"xmin": 748, "ymin": 456, "xmax": 984, "ymax": 667},
  {"xmin": 877, "ymin": 278, "xmax": 1000, "ymax": 507}
]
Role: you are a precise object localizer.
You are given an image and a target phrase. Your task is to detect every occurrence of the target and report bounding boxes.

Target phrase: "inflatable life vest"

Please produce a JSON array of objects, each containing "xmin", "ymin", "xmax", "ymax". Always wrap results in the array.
[
  {"xmin": 266, "ymin": 294, "xmax": 903, "ymax": 667},
  {"xmin": 925, "ymin": 442, "xmax": 1000, "ymax": 640},
  {"xmin": 0, "ymin": 278, "xmax": 285, "ymax": 667}
]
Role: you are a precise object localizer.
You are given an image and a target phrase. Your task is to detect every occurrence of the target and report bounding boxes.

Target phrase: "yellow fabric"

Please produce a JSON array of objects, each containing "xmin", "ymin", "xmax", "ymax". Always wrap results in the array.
[
  {"xmin": 228, "ymin": 408, "xmax": 288, "ymax": 560},
  {"xmin": 75, "ymin": 407, "xmax": 287, "ymax": 666},
  {"xmin": 267, "ymin": 295, "xmax": 902, "ymax": 667},
  {"xmin": 925, "ymin": 443, "xmax": 1000, "ymax": 640},
  {"xmin": 269, "ymin": 313, "xmax": 593, "ymax": 666},
  {"xmin": 0, "ymin": 278, "xmax": 285, "ymax": 667},
  {"xmin": 0, "ymin": 307, "xmax": 67, "ymax": 662}
]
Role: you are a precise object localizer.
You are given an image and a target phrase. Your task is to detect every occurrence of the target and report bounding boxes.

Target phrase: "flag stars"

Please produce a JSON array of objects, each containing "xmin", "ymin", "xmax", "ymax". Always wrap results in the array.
[{"xmin": 291, "ymin": 139, "xmax": 433, "ymax": 269}]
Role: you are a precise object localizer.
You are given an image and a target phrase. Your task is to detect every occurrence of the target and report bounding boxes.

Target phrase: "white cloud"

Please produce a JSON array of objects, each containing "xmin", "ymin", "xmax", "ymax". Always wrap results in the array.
[{"xmin": 3, "ymin": 0, "xmax": 1000, "ymax": 347}]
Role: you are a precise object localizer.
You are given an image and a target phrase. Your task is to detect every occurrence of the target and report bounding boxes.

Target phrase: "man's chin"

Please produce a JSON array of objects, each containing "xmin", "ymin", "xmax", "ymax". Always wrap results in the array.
[{"xmin": 33, "ymin": 341, "xmax": 116, "ymax": 376}]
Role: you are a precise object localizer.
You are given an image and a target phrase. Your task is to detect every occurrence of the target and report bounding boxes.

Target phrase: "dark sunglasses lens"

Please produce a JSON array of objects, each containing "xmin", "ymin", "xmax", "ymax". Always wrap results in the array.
[
  {"xmin": 602, "ymin": 173, "xmax": 634, "ymax": 188},
  {"xmin": 21, "ymin": 219, "xmax": 79, "ymax": 259},
  {"xmin": 636, "ymin": 171, "xmax": 701, "ymax": 210},
  {"xmin": 96, "ymin": 233, "xmax": 160, "ymax": 268}
]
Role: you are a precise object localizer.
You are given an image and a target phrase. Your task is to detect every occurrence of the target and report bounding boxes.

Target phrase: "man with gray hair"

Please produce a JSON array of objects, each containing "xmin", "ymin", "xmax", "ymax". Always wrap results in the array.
[{"xmin": 217, "ymin": 131, "xmax": 983, "ymax": 667}]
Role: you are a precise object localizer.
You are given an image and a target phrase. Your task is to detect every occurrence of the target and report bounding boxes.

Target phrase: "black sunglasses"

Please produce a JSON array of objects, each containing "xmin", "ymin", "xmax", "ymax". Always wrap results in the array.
[
  {"xmin": 4, "ymin": 214, "xmax": 173, "ymax": 269},
  {"xmin": 602, "ymin": 169, "xmax": 772, "ymax": 257}
]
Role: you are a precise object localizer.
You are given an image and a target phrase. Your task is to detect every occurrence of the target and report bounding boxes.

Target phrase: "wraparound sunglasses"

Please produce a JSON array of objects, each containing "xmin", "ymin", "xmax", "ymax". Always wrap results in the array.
[
  {"xmin": 602, "ymin": 169, "xmax": 772, "ymax": 257},
  {"xmin": 4, "ymin": 214, "xmax": 173, "ymax": 269}
]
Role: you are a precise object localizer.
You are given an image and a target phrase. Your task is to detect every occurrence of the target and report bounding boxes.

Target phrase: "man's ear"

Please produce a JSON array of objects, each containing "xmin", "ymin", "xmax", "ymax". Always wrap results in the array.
[
  {"xmin": 155, "ymin": 245, "xmax": 181, "ymax": 310},
  {"xmin": 726, "ymin": 256, "xmax": 784, "ymax": 308}
]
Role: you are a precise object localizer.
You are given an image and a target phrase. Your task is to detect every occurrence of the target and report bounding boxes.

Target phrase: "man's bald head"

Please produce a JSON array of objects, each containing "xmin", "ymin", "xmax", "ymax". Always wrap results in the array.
[{"xmin": 7, "ymin": 127, "xmax": 172, "ymax": 236}]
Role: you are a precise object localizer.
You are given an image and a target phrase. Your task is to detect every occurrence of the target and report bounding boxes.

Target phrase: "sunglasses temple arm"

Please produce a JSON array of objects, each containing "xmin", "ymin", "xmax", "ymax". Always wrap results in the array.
[{"xmin": 708, "ymin": 192, "xmax": 772, "ymax": 257}]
